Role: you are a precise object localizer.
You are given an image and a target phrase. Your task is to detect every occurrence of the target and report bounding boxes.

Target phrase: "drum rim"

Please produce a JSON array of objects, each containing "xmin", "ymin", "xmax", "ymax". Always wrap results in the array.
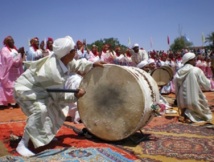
[{"xmin": 150, "ymin": 66, "xmax": 173, "ymax": 86}]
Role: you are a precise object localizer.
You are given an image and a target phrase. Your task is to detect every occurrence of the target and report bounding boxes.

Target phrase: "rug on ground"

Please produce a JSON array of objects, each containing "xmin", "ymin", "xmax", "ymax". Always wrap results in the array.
[
  {"xmin": 1, "ymin": 119, "xmax": 214, "ymax": 162},
  {"xmin": 114, "ymin": 120, "xmax": 214, "ymax": 162},
  {"xmin": 0, "ymin": 122, "xmax": 139, "ymax": 161},
  {"xmin": 0, "ymin": 147, "xmax": 140, "ymax": 162}
]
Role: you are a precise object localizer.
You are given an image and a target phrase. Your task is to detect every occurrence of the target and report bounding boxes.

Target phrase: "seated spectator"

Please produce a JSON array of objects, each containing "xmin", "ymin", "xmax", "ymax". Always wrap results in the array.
[{"xmin": 174, "ymin": 52, "xmax": 214, "ymax": 123}]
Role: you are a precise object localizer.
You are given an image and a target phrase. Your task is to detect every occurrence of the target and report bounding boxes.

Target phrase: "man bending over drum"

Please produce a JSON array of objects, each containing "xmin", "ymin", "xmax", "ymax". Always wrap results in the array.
[{"xmin": 14, "ymin": 36, "xmax": 105, "ymax": 157}]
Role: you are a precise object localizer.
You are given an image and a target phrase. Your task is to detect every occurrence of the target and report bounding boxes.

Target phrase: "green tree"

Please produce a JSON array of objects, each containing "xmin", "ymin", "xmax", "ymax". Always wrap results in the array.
[
  {"xmin": 87, "ymin": 37, "xmax": 128, "ymax": 53},
  {"xmin": 205, "ymin": 32, "xmax": 214, "ymax": 49},
  {"xmin": 170, "ymin": 36, "xmax": 193, "ymax": 52}
]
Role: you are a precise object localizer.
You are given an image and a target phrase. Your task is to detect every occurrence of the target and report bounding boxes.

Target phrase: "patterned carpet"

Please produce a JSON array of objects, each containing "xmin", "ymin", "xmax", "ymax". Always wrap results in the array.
[
  {"xmin": 139, "ymin": 135, "xmax": 213, "ymax": 161},
  {"xmin": 0, "ymin": 147, "xmax": 136, "ymax": 162},
  {"xmin": 115, "ymin": 121, "xmax": 214, "ymax": 162},
  {"xmin": 143, "ymin": 122, "xmax": 214, "ymax": 136}
]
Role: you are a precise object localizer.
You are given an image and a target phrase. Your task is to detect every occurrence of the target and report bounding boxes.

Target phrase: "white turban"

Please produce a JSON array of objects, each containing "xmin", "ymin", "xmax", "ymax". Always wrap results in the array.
[
  {"xmin": 137, "ymin": 60, "xmax": 148, "ymax": 68},
  {"xmin": 148, "ymin": 58, "xmax": 155, "ymax": 64},
  {"xmin": 182, "ymin": 52, "xmax": 196, "ymax": 64},
  {"xmin": 53, "ymin": 36, "xmax": 75, "ymax": 59}
]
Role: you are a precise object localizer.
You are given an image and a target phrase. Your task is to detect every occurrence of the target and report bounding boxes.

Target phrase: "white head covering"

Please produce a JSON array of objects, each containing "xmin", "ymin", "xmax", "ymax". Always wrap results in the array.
[
  {"xmin": 53, "ymin": 36, "xmax": 75, "ymax": 59},
  {"xmin": 137, "ymin": 60, "xmax": 148, "ymax": 68},
  {"xmin": 148, "ymin": 58, "xmax": 155, "ymax": 64},
  {"xmin": 182, "ymin": 52, "xmax": 196, "ymax": 64},
  {"xmin": 132, "ymin": 43, "xmax": 139, "ymax": 49}
]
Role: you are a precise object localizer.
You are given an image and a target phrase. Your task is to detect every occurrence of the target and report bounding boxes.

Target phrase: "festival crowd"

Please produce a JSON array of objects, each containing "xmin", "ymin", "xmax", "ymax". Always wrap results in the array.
[{"xmin": 0, "ymin": 35, "xmax": 214, "ymax": 157}]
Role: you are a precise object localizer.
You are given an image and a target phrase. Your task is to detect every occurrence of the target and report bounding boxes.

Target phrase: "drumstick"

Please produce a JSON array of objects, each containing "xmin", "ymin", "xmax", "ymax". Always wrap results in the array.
[{"xmin": 46, "ymin": 88, "xmax": 79, "ymax": 93}]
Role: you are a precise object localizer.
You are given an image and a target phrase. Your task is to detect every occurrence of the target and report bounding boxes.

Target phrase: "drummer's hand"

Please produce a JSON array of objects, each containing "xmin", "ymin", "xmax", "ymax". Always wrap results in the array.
[
  {"xmin": 93, "ymin": 61, "xmax": 106, "ymax": 68},
  {"xmin": 75, "ymin": 88, "xmax": 86, "ymax": 98}
]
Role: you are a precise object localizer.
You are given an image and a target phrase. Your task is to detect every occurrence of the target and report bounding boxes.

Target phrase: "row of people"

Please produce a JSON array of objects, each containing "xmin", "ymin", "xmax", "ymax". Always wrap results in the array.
[
  {"xmin": 1, "ymin": 35, "xmax": 214, "ymax": 107},
  {"xmin": 73, "ymin": 41, "xmax": 214, "ymax": 80}
]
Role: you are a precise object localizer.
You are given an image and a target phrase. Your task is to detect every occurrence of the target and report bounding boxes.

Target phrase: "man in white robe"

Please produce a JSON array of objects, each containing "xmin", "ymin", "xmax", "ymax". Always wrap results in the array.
[
  {"xmin": 14, "ymin": 36, "xmax": 105, "ymax": 157},
  {"xmin": 174, "ymin": 52, "xmax": 213, "ymax": 123},
  {"xmin": 130, "ymin": 43, "xmax": 149, "ymax": 66}
]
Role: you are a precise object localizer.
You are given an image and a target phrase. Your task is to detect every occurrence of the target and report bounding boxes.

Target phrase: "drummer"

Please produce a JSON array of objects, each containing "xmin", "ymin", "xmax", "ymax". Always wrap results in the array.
[
  {"xmin": 130, "ymin": 43, "xmax": 149, "ymax": 66},
  {"xmin": 14, "ymin": 35, "xmax": 106, "ymax": 157}
]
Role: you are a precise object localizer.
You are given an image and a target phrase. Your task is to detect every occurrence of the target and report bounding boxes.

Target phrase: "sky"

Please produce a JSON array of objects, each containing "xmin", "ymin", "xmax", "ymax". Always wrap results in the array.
[{"xmin": 0, "ymin": 0, "xmax": 213, "ymax": 52}]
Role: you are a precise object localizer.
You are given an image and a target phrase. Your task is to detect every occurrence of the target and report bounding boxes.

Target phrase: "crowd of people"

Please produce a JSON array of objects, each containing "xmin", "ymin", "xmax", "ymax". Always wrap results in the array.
[{"xmin": 0, "ymin": 35, "xmax": 214, "ymax": 157}]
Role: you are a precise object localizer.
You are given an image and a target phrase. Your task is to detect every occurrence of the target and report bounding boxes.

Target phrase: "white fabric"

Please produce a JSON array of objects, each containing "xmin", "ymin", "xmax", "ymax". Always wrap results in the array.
[
  {"xmin": 53, "ymin": 36, "xmax": 75, "ymax": 59},
  {"xmin": 175, "ymin": 59, "xmax": 183, "ymax": 71},
  {"xmin": 76, "ymin": 49, "xmax": 90, "ymax": 60},
  {"xmin": 130, "ymin": 49, "xmax": 149, "ymax": 65},
  {"xmin": 65, "ymin": 73, "xmax": 82, "ymax": 124},
  {"xmin": 159, "ymin": 60, "xmax": 170, "ymax": 67},
  {"xmin": 88, "ymin": 51, "xmax": 100, "ymax": 62},
  {"xmin": 148, "ymin": 58, "xmax": 155, "ymax": 64},
  {"xmin": 100, "ymin": 50, "xmax": 116, "ymax": 63},
  {"xmin": 174, "ymin": 64, "xmax": 213, "ymax": 123},
  {"xmin": 27, "ymin": 47, "xmax": 43, "ymax": 61},
  {"xmin": 16, "ymin": 139, "xmax": 35, "ymax": 157},
  {"xmin": 182, "ymin": 52, "xmax": 196, "ymax": 64},
  {"xmin": 137, "ymin": 60, "xmax": 148, "ymax": 68}
]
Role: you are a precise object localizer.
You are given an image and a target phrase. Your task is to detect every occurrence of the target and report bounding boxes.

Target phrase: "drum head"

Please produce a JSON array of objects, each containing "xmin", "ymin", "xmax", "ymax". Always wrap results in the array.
[
  {"xmin": 151, "ymin": 66, "xmax": 173, "ymax": 86},
  {"xmin": 78, "ymin": 64, "xmax": 146, "ymax": 141}
]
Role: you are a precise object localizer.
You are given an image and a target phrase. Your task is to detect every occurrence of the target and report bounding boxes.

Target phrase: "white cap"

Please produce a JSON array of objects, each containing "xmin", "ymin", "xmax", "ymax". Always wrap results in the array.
[
  {"xmin": 137, "ymin": 60, "xmax": 149, "ymax": 68},
  {"xmin": 182, "ymin": 52, "xmax": 196, "ymax": 64},
  {"xmin": 148, "ymin": 58, "xmax": 155, "ymax": 64},
  {"xmin": 53, "ymin": 36, "xmax": 75, "ymax": 59},
  {"xmin": 132, "ymin": 43, "xmax": 139, "ymax": 49}
]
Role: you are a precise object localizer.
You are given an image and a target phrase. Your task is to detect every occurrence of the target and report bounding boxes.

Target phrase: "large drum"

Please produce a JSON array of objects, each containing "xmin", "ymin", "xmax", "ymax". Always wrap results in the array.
[
  {"xmin": 78, "ymin": 64, "xmax": 160, "ymax": 141},
  {"xmin": 151, "ymin": 66, "xmax": 174, "ymax": 86}
]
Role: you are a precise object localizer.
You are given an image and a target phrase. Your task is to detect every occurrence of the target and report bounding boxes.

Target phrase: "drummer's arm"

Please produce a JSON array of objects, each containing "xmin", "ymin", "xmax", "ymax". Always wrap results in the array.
[
  {"xmin": 68, "ymin": 59, "xmax": 93, "ymax": 75},
  {"xmin": 68, "ymin": 59, "xmax": 106, "ymax": 75}
]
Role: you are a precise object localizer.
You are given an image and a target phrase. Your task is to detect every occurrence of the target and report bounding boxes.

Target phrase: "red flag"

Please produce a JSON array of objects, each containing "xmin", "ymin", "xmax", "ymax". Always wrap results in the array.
[{"xmin": 167, "ymin": 36, "xmax": 170, "ymax": 45}]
